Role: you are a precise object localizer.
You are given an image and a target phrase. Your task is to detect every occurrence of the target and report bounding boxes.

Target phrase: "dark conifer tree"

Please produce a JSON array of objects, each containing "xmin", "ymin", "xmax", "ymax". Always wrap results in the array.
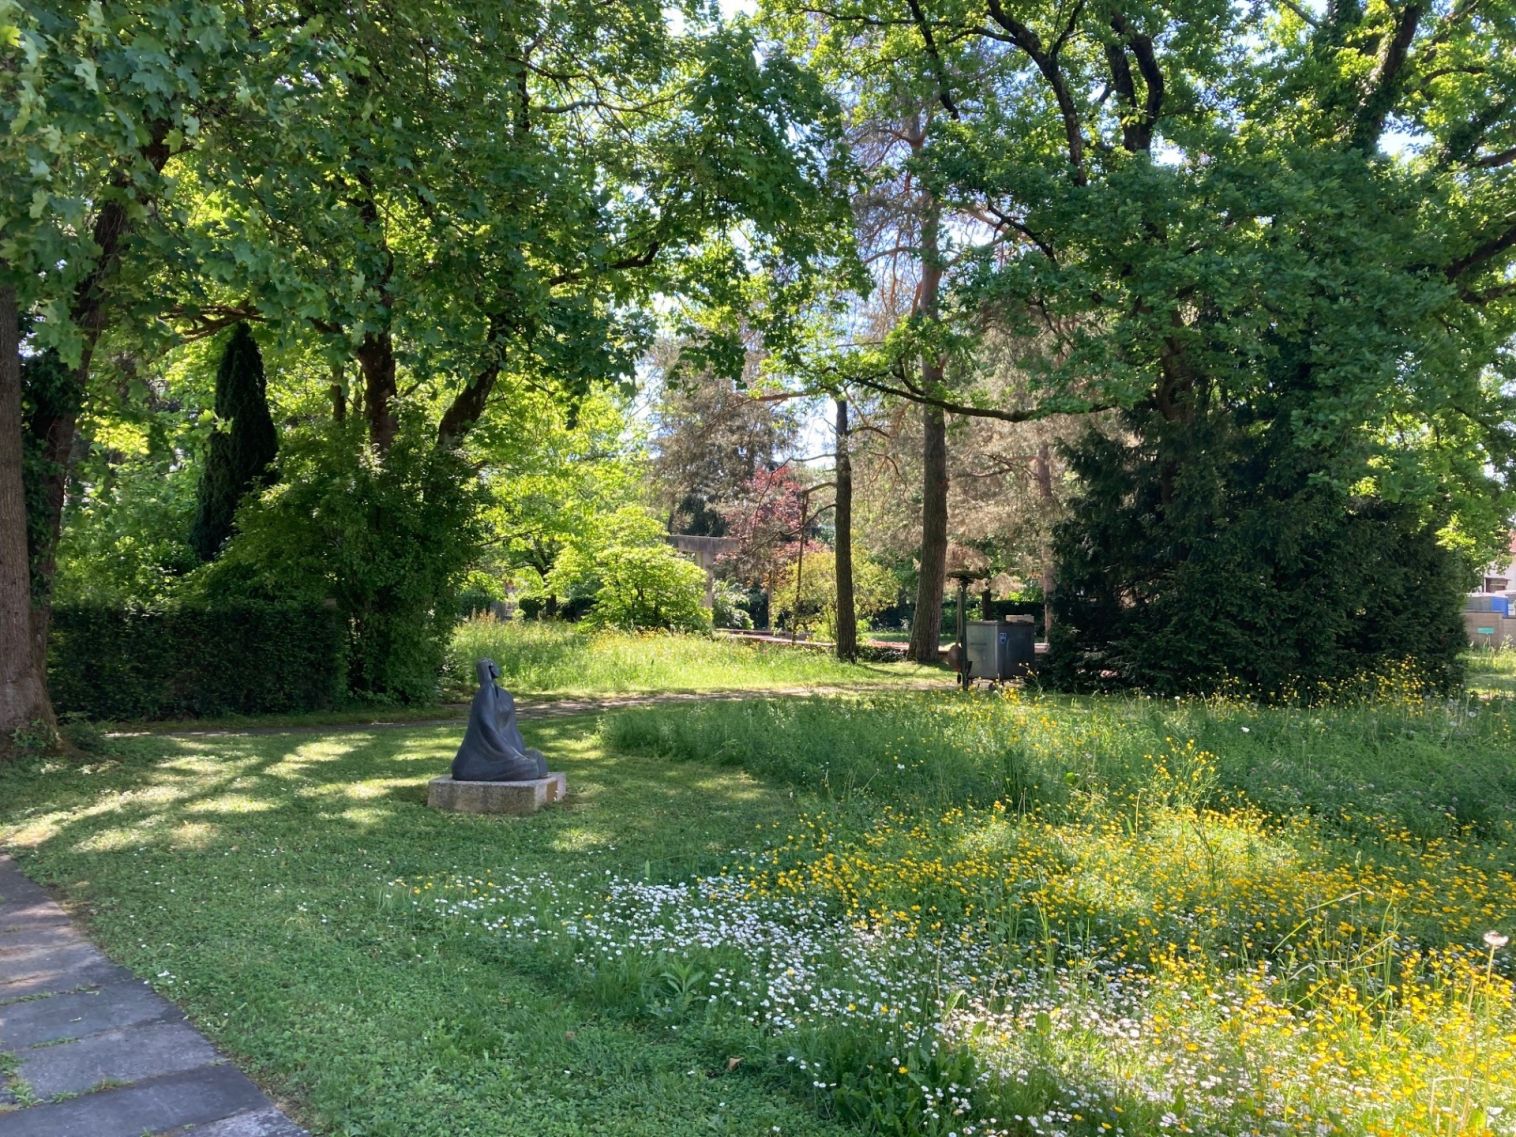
[{"xmin": 189, "ymin": 323, "xmax": 278, "ymax": 562}]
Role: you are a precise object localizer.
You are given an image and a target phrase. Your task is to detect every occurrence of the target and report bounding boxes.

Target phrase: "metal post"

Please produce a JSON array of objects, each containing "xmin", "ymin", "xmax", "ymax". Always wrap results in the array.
[{"xmin": 956, "ymin": 577, "xmax": 969, "ymax": 689}]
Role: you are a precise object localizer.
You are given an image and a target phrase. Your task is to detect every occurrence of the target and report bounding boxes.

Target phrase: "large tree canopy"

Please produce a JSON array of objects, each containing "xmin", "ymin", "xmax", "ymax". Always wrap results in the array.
[
  {"xmin": 762, "ymin": 0, "xmax": 1516, "ymax": 691},
  {"xmin": 0, "ymin": 0, "xmax": 857, "ymax": 732}
]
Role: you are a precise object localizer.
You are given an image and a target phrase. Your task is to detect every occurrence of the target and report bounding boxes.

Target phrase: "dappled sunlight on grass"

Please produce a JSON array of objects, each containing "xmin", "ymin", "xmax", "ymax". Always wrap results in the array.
[
  {"xmin": 0, "ymin": 709, "xmax": 858, "ymax": 1136},
  {"xmin": 4, "ymin": 684, "xmax": 1515, "ymax": 1137},
  {"xmin": 1467, "ymin": 648, "xmax": 1516, "ymax": 698},
  {"xmin": 183, "ymin": 794, "xmax": 279, "ymax": 814}
]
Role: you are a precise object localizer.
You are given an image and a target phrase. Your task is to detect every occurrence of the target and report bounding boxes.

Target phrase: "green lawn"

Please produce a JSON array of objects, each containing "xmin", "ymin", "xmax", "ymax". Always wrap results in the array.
[
  {"xmin": 443, "ymin": 620, "xmax": 939, "ymax": 699},
  {"xmin": 97, "ymin": 624, "xmax": 942, "ymax": 733},
  {"xmin": 3, "ymin": 683, "xmax": 1514, "ymax": 1136},
  {"xmin": 1467, "ymin": 646, "xmax": 1516, "ymax": 697},
  {"xmin": 0, "ymin": 715, "xmax": 851, "ymax": 1136}
]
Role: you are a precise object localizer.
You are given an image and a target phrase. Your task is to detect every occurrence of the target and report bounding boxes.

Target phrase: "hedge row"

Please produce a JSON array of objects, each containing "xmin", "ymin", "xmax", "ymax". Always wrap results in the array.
[{"xmin": 50, "ymin": 604, "xmax": 347, "ymax": 721}]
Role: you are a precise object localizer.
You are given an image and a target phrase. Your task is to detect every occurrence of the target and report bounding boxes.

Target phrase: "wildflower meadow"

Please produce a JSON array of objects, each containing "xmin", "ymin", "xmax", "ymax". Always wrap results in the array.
[
  {"xmin": 2, "ymin": 671, "xmax": 1514, "ymax": 1136},
  {"xmin": 402, "ymin": 684, "xmax": 1516, "ymax": 1137}
]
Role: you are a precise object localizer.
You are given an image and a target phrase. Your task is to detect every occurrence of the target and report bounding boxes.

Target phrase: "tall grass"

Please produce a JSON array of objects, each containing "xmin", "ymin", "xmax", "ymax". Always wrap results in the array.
[
  {"xmin": 602, "ymin": 686, "xmax": 1516, "ymax": 837},
  {"xmin": 1468, "ymin": 646, "xmax": 1516, "ymax": 697},
  {"xmin": 444, "ymin": 616, "xmax": 934, "ymax": 698},
  {"xmin": 412, "ymin": 684, "xmax": 1516, "ymax": 1136}
]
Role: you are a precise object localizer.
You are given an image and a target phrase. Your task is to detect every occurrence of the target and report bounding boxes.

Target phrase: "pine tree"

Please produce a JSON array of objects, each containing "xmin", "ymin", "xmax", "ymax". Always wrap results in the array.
[
  {"xmin": 1043, "ymin": 407, "xmax": 1470, "ymax": 699},
  {"xmin": 189, "ymin": 324, "xmax": 278, "ymax": 563}
]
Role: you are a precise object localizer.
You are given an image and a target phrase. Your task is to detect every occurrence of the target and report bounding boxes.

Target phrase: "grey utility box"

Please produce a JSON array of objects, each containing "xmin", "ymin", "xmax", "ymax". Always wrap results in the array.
[{"xmin": 965, "ymin": 616, "xmax": 1036, "ymax": 681}]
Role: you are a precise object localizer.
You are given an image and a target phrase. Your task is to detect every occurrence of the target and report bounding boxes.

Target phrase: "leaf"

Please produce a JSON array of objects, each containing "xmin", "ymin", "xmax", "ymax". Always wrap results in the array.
[{"xmin": 73, "ymin": 58, "xmax": 98, "ymax": 92}]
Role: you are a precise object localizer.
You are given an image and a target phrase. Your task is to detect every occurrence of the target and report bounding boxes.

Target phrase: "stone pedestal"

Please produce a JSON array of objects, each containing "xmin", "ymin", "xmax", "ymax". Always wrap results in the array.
[{"xmin": 427, "ymin": 773, "xmax": 567, "ymax": 815}]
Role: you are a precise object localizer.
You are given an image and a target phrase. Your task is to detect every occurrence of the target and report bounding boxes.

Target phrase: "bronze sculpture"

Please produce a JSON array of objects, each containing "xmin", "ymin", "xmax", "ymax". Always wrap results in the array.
[{"xmin": 451, "ymin": 659, "xmax": 549, "ymax": 782}]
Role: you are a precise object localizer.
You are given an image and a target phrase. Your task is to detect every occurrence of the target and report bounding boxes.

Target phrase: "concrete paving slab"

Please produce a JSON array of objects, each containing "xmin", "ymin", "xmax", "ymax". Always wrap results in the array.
[
  {"xmin": 0, "ymin": 979, "xmax": 180, "ymax": 1048},
  {"xmin": 0, "ymin": 865, "xmax": 50, "ymax": 907},
  {"xmin": 0, "ymin": 923, "xmax": 87, "ymax": 954},
  {"xmin": 0, "ymin": 956, "xmax": 133, "ymax": 1003},
  {"xmin": 0, "ymin": 1064, "xmax": 270, "ymax": 1137},
  {"xmin": 0, "ymin": 939, "xmax": 115, "ymax": 988},
  {"xmin": 16, "ymin": 1020, "xmax": 221, "ymax": 1099},
  {"xmin": 170, "ymin": 1105, "xmax": 311, "ymax": 1137}
]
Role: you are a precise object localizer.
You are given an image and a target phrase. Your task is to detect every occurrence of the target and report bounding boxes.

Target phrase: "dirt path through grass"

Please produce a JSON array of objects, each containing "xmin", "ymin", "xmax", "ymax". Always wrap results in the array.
[{"xmin": 107, "ymin": 679, "xmax": 949, "ymax": 739}]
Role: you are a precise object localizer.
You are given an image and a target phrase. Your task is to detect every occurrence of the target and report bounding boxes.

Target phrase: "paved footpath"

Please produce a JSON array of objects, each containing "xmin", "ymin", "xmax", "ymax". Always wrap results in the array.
[{"xmin": 0, "ymin": 855, "xmax": 306, "ymax": 1137}]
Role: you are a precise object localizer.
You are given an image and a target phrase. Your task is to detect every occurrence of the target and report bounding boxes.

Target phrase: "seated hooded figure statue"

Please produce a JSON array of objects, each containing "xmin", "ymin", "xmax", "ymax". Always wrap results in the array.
[{"xmin": 451, "ymin": 659, "xmax": 549, "ymax": 782}]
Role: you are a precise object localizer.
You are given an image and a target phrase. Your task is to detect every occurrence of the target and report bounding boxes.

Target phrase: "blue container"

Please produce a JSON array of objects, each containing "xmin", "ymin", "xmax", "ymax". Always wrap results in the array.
[{"xmin": 1495, "ymin": 597, "xmax": 1510, "ymax": 617}]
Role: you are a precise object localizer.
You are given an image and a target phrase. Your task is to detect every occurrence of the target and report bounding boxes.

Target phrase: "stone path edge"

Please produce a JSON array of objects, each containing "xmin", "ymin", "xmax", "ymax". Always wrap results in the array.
[{"xmin": 0, "ymin": 853, "xmax": 310, "ymax": 1137}]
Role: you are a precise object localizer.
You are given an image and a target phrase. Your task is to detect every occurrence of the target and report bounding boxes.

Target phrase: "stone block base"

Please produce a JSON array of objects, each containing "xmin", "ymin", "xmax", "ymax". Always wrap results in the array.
[{"xmin": 427, "ymin": 773, "xmax": 567, "ymax": 815}]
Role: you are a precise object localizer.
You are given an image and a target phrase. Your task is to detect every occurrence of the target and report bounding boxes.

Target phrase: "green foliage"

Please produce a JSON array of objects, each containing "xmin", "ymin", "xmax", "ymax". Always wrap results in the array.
[
  {"xmin": 1044, "ymin": 412, "xmax": 1471, "ymax": 699},
  {"xmin": 189, "ymin": 323, "xmax": 277, "ymax": 562},
  {"xmin": 773, "ymin": 550, "xmax": 897, "ymax": 639},
  {"xmin": 537, "ymin": 503, "xmax": 718, "ymax": 634},
  {"xmin": 711, "ymin": 579, "xmax": 755, "ymax": 630},
  {"xmin": 482, "ymin": 390, "xmax": 646, "ymax": 598},
  {"xmin": 52, "ymin": 334, "xmax": 220, "ymax": 606},
  {"xmin": 194, "ymin": 426, "xmax": 484, "ymax": 703},
  {"xmin": 588, "ymin": 544, "xmax": 712, "ymax": 634},
  {"xmin": 539, "ymin": 505, "xmax": 670, "ymax": 614},
  {"xmin": 48, "ymin": 603, "xmax": 345, "ymax": 720},
  {"xmin": 0, "ymin": 2, "xmax": 261, "ymax": 358},
  {"xmin": 763, "ymin": 0, "xmax": 1516, "ymax": 687},
  {"xmin": 19, "ymin": 346, "xmax": 77, "ymax": 600},
  {"xmin": 52, "ymin": 455, "xmax": 200, "ymax": 606}
]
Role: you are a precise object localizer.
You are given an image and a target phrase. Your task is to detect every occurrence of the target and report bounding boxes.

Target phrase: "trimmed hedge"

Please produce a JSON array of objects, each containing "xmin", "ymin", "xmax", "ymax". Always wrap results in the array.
[{"xmin": 50, "ymin": 603, "xmax": 347, "ymax": 721}]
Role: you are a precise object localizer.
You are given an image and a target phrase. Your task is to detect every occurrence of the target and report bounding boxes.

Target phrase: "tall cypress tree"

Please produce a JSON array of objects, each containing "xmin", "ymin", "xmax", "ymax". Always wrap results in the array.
[{"xmin": 189, "ymin": 323, "xmax": 278, "ymax": 563}]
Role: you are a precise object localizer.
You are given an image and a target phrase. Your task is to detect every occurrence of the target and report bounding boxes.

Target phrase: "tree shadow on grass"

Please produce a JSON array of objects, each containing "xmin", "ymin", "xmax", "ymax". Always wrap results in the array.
[{"xmin": 0, "ymin": 714, "xmax": 805, "ymax": 892}]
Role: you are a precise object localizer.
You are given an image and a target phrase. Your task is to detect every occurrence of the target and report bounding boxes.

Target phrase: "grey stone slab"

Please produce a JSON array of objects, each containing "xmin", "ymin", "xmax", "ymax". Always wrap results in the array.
[
  {"xmin": 0, "ymin": 957, "xmax": 132, "ymax": 1003},
  {"xmin": 171, "ymin": 1105, "xmax": 310, "ymax": 1137},
  {"xmin": 0, "ymin": 908, "xmax": 72, "ymax": 937},
  {"xmin": 16, "ymin": 1020, "xmax": 221, "ymax": 1099},
  {"xmin": 0, "ymin": 980, "xmax": 180, "ymax": 1048},
  {"xmin": 0, "ymin": 1064, "xmax": 269, "ymax": 1137},
  {"xmin": 0, "ymin": 939, "xmax": 113, "ymax": 987}
]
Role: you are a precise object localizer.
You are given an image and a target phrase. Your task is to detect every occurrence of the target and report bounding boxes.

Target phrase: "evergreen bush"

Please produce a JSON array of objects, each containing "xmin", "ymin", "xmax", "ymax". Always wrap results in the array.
[
  {"xmin": 1044, "ymin": 412, "xmax": 1470, "ymax": 700},
  {"xmin": 189, "ymin": 324, "xmax": 278, "ymax": 562},
  {"xmin": 49, "ymin": 603, "xmax": 346, "ymax": 720},
  {"xmin": 190, "ymin": 425, "xmax": 485, "ymax": 704}
]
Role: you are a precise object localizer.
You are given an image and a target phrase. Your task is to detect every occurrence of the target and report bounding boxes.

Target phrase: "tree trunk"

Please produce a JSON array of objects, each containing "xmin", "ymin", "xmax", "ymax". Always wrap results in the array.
[
  {"xmin": 0, "ymin": 281, "xmax": 56, "ymax": 745},
  {"xmin": 27, "ymin": 129, "xmax": 173, "ymax": 700},
  {"xmin": 907, "ymin": 124, "xmax": 949, "ymax": 666},
  {"xmin": 910, "ymin": 402, "xmax": 949, "ymax": 662},
  {"xmin": 357, "ymin": 331, "xmax": 398, "ymax": 454},
  {"xmin": 792, "ymin": 525, "xmax": 805, "ymax": 642},
  {"xmin": 1035, "ymin": 441, "xmax": 1055, "ymax": 636},
  {"xmin": 833, "ymin": 397, "xmax": 857, "ymax": 663}
]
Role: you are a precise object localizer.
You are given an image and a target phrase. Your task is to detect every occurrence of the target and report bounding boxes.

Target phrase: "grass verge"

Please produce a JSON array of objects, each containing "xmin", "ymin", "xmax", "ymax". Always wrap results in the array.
[
  {"xmin": 443, "ymin": 619, "xmax": 938, "ymax": 699},
  {"xmin": 0, "ymin": 715, "xmax": 856, "ymax": 1137}
]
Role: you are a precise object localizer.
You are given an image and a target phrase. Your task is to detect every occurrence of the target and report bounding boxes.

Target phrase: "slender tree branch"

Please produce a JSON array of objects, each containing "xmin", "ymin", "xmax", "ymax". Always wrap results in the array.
[
  {"xmin": 906, "ymin": 0, "xmax": 961, "ymax": 119},
  {"xmin": 1446, "ymin": 215, "xmax": 1516, "ymax": 281},
  {"xmin": 982, "ymin": 0, "xmax": 1088, "ymax": 184}
]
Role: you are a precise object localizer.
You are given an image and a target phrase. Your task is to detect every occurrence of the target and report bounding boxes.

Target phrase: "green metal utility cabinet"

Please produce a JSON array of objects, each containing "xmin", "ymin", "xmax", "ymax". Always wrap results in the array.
[{"xmin": 965, "ymin": 616, "xmax": 1036, "ymax": 681}]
